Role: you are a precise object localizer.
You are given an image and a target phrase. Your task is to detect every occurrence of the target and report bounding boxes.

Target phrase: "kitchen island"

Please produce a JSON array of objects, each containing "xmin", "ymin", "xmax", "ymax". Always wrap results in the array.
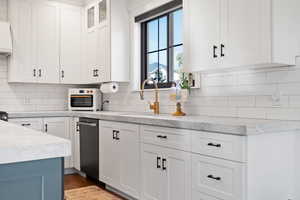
[{"xmin": 0, "ymin": 120, "xmax": 71, "ymax": 200}]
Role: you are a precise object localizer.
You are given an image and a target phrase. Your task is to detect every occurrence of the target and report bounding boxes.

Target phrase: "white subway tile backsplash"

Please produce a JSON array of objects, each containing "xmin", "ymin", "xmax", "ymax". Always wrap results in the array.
[
  {"xmin": 289, "ymin": 96, "xmax": 300, "ymax": 107},
  {"xmin": 266, "ymin": 108, "xmax": 300, "ymax": 120},
  {"xmin": 228, "ymin": 96, "xmax": 255, "ymax": 107},
  {"xmin": 107, "ymin": 68, "xmax": 300, "ymax": 120},
  {"xmin": 278, "ymin": 83, "xmax": 300, "ymax": 95},
  {"xmin": 255, "ymin": 95, "xmax": 289, "ymax": 108},
  {"xmin": 237, "ymin": 108, "xmax": 267, "ymax": 119},
  {"xmin": 237, "ymin": 72, "xmax": 267, "ymax": 85},
  {"xmin": 266, "ymin": 69, "xmax": 300, "ymax": 83}
]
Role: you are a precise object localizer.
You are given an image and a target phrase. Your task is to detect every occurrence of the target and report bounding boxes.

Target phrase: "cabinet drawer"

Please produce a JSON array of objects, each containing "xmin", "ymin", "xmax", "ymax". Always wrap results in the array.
[
  {"xmin": 141, "ymin": 125, "xmax": 191, "ymax": 151},
  {"xmin": 192, "ymin": 190, "xmax": 223, "ymax": 200},
  {"xmin": 9, "ymin": 118, "xmax": 44, "ymax": 132},
  {"xmin": 191, "ymin": 131, "xmax": 246, "ymax": 162},
  {"xmin": 192, "ymin": 154, "xmax": 245, "ymax": 200}
]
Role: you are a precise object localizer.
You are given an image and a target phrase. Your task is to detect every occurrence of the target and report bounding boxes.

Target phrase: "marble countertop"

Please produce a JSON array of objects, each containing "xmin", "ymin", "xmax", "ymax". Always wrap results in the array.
[
  {"xmin": 0, "ymin": 120, "xmax": 71, "ymax": 165},
  {"xmin": 8, "ymin": 111, "xmax": 300, "ymax": 136}
]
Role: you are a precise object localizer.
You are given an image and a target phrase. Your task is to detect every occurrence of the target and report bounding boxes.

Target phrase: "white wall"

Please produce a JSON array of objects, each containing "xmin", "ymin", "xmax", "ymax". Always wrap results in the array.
[
  {"xmin": 0, "ymin": 0, "xmax": 77, "ymax": 112},
  {"xmin": 104, "ymin": 0, "xmax": 300, "ymax": 121}
]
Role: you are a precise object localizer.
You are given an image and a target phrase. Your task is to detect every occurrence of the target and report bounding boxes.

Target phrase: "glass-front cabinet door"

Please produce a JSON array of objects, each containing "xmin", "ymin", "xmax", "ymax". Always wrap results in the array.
[
  {"xmin": 86, "ymin": 0, "xmax": 108, "ymax": 31},
  {"xmin": 98, "ymin": 0, "xmax": 107, "ymax": 25},
  {"xmin": 87, "ymin": 4, "xmax": 96, "ymax": 31}
]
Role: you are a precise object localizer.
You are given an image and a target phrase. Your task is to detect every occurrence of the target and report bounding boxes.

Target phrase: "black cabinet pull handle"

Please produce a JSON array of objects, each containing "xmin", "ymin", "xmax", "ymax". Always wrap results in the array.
[
  {"xmin": 157, "ymin": 157, "xmax": 161, "ymax": 169},
  {"xmin": 162, "ymin": 158, "xmax": 167, "ymax": 170},
  {"xmin": 207, "ymin": 143, "xmax": 221, "ymax": 148},
  {"xmin": 95, "ymin": 69, "xmax": 99, "ymax": 77},
  {"xmin": 207, "ymin": 174, "xmax": 221, "ymax": 181},
  {"xmin": 112, "ymin": 130, "xmax": 116, "ymax": 140},
  {"xmin": 157, "ymin": 135, "xmax": 167, "ymax": 139},
  {"xmin": 38, "ymin": 69, "xmax": 42, "ymax": 77},
  {"xmin": 33, "ymin": 69, "xmax": 36, "ymax": 77},
  {"xmin": 45, "ymin": 124, "xmax": 48, "ymax": 133},
  {"xmin": 221, "ymin": 44, "xmax": 225, "ymax": 57},
  {"xmin": 21, "ymin": 123, "xmax": 31, "ymax": 127},
  {"xmin": 113, "ymin": 130, "xmax": 120, "ymax": 140},
  {"xmin": 213, "ymin": 45, "xmax": 218, "ymax": 58},
  {"xmin": 61, "ymin": 70, "xmax": 65, "ymax": 79},
  {"xmin": 115, "ymin": 130, "xmax": 120, "ymax": 140},
  {"xmin": 76, "ymin": 122, "xmax": 80, "ymax": 132}
]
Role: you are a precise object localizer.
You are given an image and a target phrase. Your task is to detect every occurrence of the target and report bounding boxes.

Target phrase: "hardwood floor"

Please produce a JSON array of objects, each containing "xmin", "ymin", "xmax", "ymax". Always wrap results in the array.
[
  {"xmin": 64, "ymin": 174, "xmax": 95, "ymax": 190},
  {"xmin": 64, "ymin": 174, "xmax": 124, "ymax": 199}
]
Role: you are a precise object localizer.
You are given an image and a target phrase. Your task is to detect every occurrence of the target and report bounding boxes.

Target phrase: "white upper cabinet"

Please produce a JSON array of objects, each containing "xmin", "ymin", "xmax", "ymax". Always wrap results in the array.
[
  {"xmin": 184, "ymin": 0, "xmax": 275, "ymax": 72},
  {"xmin": 32, "ymin": 1, "xmax": 60, "ymax": 83},
  {"xmin": 60, "ymin": 4, "xmax": 83, "ymax": 84},
  {"xmin": 8, "ymin": 0, "xmax": 36, "ymax": 83},
  {"xmin": 221, "ymin": 0, "xmax": 271, "ymax": 68},
  {"xmin": 84, "ymin": 0, "xmax": 129, "ymax": 83},
  {"xmin": 9, "ymin": 0, "xmax": 83, "ymax": 84},
  {"xmin": 272, "ymin": 0, "xmax": 300, "ymax": 65},
  {"xmin": 184, "ymin": 0, "xmax": 222, "ymax": 71}
]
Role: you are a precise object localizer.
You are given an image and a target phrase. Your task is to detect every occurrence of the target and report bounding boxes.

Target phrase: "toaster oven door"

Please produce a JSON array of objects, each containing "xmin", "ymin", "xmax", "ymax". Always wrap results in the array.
[{"xmin": 70, "ymin": 95, "xmax": 94, "ymax": 108}]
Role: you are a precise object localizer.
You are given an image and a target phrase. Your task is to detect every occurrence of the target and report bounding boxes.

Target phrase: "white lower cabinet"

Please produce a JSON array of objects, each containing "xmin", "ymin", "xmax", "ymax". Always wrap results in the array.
[
  {"xmin": 73, "ymin": 118, "xmax": 81, "ymax": 171},
  {"xmin": 191, "ymin": 154, "xmax": 245, "ymax": 200},
  {"xmin": 9, "ymin": 118, "xmax": 44, "ymax": 132},
  {"xmin": 99, "ymin": 121, "xmax": 140, "ymax": 199},
  {"xmin": 141, "ymin": 144, "xmax": 191, "ymax": 200},
  {"xmin": 9, "ymin": 117, "xmax": 74, "ymax": 169},
  {"xmin": 43, "ymin": 117, "xmax": 72, "ymax": 168}
]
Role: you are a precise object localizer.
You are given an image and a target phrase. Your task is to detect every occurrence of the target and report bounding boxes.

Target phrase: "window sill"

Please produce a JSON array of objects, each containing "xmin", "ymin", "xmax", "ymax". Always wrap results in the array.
[{"xmin": 131, "ymin": 86, "xmax": 199, "ymax": 93}]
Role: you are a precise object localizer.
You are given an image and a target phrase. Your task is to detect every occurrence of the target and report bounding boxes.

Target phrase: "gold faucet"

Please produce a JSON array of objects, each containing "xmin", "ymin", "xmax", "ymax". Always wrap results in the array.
[{"xmin": 140, "ymin": 78, "xmax": 160, "ymax": 115}]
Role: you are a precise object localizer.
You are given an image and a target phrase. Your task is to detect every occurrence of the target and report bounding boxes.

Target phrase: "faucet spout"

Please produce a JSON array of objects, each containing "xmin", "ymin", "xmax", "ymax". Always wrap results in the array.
[{"xmin": 139, "ymin": 78, "xmax": 160, "ymax": 114}]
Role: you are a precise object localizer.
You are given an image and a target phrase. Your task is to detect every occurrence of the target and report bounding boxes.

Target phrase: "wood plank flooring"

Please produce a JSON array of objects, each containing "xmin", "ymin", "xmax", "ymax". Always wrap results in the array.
[{"xmin": 64, "ymin": 174, "xmax": 124, "ymax": 199}]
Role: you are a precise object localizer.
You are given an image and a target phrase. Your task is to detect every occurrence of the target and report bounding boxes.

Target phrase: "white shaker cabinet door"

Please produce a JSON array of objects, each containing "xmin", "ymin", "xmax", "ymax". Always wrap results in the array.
[
  {"xmin": 60, "ymin": 5, "xmax": 83, "ymax": 84},
  {"xmin": 33, "ymin": 1, "xmax": 60, "ymax": 84},
  {"xmin": 8, "ymin": 0, "xmax": 36, "ymax": 83},
  {"xmin": 184, "ymin": 0, "xmax": 221, "ymax": 72},
  {"xmin": 221, "ymin": 0, "xmax": 271, "ymax": 68},
  {"xmin": 141, "ymin": 144, "xmax": 165, "ymax": 200},
  {"xmin": 161, "ymin": 148, "xmax": 191, "ymax": 200},
  {"xmin": 118, "ymin": 123, "xmax": 140, "ymax": 199},
  {"xmin": 43, "ymin": 117, "xmax": 71, "ymax": 168},
  {"xmin": 272, "ymin": 0, "xmax": 300, "ymax": 65},
  {"xmin": 99, "ymin": 122, "xmax": 120, "ymax": 187},
  {"xmin": 85, "ymin": 28, "xmax": 99, "ymax": 83}
]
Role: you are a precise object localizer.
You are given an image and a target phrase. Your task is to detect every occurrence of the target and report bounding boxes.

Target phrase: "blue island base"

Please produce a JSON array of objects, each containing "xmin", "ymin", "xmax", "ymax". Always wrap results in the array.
[{"xmin": 0, "ymin": 158, "xmax": 64, "ymax": 200}]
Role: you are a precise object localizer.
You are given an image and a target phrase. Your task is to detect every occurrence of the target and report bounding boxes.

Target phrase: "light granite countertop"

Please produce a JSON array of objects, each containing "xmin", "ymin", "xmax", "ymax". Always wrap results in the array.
[
  {"xmin": 0, "ymin": 120, "xmax": 71, "ymax": 164},
  {"xmin": 8, "ymin": 111, "xmax": 300, "ymax": 136}
]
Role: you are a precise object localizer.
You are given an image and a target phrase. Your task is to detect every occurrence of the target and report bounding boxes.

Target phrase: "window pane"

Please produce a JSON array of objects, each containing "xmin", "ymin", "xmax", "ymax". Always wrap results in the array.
[
  {"xmin": 159, "ymin": 50, "xmax": 168, "ymax": 83},
  {"xmin": 172, "ymin": 9, "xmax": 183, "ymax": 45},
  {"xmin": 172, "ymin": 45, "xmax": 183, "ymax": 81},
  {"xmin": 147, "ymin": 52, "xmax": 159, "ymax": 81},
  {"xmin": 147, "ymin": 20, "xmax": 158, "ymax": 52},
  {"xmin": 159, "ymin": 16, "xmax": 168, "ymax": 50}
]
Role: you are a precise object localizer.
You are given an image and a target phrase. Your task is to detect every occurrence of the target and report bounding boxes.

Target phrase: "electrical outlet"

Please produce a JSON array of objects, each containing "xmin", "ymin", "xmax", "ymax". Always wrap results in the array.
[
  {"xmin": 24, "ymin": 96, "xmax": 31, "ymax": 105},
  {"xmin": 272, "ymin": 89, "xmax": 281, "ymax": 107}
]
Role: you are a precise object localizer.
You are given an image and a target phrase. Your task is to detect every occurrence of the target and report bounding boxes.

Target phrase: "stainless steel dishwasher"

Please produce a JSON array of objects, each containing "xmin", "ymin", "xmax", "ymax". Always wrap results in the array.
[{"xmin": 78, "ymin": 118, "xmax": 99, "ymax": 180}]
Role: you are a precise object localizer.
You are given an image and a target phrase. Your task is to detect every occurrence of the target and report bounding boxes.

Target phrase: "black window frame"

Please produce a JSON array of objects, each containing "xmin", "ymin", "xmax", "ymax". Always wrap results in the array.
[{"xmin": 141, "ymin": 8, "xmax": 183, "ymax": 89}]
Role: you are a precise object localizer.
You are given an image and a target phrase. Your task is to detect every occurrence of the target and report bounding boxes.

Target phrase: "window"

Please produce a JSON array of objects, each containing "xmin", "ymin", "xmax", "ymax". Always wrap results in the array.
[{"xmin": 141, "ymin": 8, "xmax": 183, "ymax": 89}]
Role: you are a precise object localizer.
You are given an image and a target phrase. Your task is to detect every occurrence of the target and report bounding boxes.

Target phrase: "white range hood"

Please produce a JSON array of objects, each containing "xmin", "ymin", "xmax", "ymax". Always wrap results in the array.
[{"xmin": 0, "ymin": 21, "xmax": 12, "ymax": 56}]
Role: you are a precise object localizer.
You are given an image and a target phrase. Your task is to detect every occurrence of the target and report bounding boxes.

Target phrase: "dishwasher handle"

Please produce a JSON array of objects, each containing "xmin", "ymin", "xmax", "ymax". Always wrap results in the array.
[{"xmin": 78, "ymin": 122, "xmax": 97, "ymax": 127}]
